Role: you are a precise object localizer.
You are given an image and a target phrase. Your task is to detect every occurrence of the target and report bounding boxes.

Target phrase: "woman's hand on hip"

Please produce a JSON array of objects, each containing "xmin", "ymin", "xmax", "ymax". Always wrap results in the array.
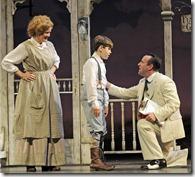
[{"xmin": 16, "ymin": 70, "xmax": 36, "ymax": 81}]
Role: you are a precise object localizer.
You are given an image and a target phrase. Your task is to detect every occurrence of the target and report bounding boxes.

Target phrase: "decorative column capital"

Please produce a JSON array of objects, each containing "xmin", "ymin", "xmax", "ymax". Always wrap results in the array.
[
  {"xmin": 57, "ymin": 0, "xmax": 71, "ymax": 13},
  {"xmin": 89, "ymin": 0, "xmax": 103, "ymax": 14},
  {"xmin": 161, "ymin": 11, "xmax": 174, "ymax": 21},
  {"xmin": 57, "ymin": 0, "xmax": 104, "ymax": 15},
  {"xmin": 12, "ymin": 0, "xmax": 26, "ymax": 15}
]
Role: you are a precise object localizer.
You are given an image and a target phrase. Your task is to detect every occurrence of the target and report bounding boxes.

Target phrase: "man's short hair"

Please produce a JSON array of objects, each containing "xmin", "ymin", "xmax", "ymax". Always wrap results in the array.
[
  {"xmin": 93, "ymin": 35, "xmax": 113, "ymax": 51},
  {"xmin": 147, "ymin": 53, "xmax": 162, "ymax": 71}
]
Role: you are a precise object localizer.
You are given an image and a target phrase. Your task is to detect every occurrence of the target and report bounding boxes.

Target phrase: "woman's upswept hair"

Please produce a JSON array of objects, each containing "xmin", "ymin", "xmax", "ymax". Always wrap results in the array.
[{"xmin": 27, "ymin": 15, "xmax": 53, "ymax": 37}]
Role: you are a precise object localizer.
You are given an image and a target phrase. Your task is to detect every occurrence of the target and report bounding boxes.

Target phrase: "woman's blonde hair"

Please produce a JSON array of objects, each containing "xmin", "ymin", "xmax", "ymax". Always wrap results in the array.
[{"xmin": 27, "ymin": 15, "xmax": 54, "ymax": 37}]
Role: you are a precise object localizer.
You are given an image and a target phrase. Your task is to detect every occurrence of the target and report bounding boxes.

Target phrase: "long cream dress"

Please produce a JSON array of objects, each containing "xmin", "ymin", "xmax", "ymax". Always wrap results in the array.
[{"xmin": 1, "ymin": 38, "xmax": 65, "ymax": 166}]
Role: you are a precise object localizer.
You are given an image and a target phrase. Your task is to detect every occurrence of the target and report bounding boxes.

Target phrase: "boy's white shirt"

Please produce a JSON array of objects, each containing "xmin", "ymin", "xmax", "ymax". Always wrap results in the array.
[{"xmin": 82, "ymin": 52, "xmax": 109, "ymax": 108}]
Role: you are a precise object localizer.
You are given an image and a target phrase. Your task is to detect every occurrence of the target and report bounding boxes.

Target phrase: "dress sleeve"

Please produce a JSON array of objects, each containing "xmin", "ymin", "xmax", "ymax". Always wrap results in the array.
[
  {"xmin": 1, "ymin": 43, "xmax": 28, "ymax": 73},
  {"xmin": 53, "ymin": 50, "xmax": 60, "ymax": 69},
  {"xmin": 48, "ymin": 41, "xmax": 60, "ymax": 69}
]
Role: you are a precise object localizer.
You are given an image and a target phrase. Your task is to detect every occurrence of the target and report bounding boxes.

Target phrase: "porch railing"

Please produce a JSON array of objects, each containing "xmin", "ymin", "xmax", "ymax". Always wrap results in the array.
[
  {"xmin": 14, "ymin": 78, "xmax": 73, "ymax": 95},
  {"xmin": 105, "ymin": 98, "xmax": 141, "ymax": 154}
]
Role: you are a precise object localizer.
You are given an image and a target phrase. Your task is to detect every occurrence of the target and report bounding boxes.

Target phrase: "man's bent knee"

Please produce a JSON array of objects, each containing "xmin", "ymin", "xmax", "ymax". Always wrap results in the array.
[{"xmin": 137, "ymin": 119, "xmax": 152, "ymax": 131}]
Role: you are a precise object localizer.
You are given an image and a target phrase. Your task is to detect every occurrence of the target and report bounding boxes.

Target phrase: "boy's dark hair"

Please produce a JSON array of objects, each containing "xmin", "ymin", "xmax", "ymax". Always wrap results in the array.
[
  {"xmin": 147, "ymin": 53, "xmax": 162, "ymax": 71},
  {"xmin": 94, "ymin": 35, "xmax": 113, "ymax": 51}
]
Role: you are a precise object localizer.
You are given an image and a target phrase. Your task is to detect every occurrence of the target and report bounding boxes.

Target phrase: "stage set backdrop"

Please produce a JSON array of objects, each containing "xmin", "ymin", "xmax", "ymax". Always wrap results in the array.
[{"xmin": 0, "ymin": 0, "xmax": 191, "ymax": 165}]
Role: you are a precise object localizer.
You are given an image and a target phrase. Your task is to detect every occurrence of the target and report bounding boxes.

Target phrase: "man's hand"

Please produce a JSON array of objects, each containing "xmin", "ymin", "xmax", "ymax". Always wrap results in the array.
[
  {"xmin": 145, "ymin": 113, "xmax": 157, "ymax": 123},
  {"xmin": 92, "ymin": 106, "xmax": 100, "ymax": 117},
  {"xmin": 137, "ymin": 112, "xmax": 146, "ymax": 120}
]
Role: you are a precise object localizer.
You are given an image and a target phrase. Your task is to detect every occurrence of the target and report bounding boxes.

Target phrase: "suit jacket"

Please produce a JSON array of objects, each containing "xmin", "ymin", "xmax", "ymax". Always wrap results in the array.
[{"xmin": 108, "ymin": 72, "xmax": 185, "ymax": 143}]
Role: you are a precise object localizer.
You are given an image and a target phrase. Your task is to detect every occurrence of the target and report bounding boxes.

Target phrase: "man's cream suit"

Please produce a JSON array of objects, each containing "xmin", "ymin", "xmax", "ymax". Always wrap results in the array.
[{"xmin": 108, "ymin": 72, "xmax": 185, "ymax": 161}]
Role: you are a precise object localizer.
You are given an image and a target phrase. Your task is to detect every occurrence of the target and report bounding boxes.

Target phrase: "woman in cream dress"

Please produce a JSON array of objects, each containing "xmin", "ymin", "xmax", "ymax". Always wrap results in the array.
[{"xmin": 1, "ymin": 15, "xmax": 65, "ymax": 172}]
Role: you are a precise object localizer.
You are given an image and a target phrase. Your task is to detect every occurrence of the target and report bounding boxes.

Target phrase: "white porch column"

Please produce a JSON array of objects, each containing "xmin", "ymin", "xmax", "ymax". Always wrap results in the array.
[
  {"xmin": 68, "ymin": 0, "xmax": 82, "ymax": 164},
  {"xmin": 66, "ymin": 0, "xmax": 92, "ymax": 164},
  {"xmin": 77, "ymin": 0, "xmax": 91, "ymax": 165},
  {"xmin": 0, "ymin": 0, "xmax": 14, "ymax": 166},
  {"xmin": 68, "ymin": 0, "xmax": 104, "ymax": 164},
  {"xmin": 77, "ymin": 0, "xmax": 104, "ymax": 164},
  {"xmin": 161, "ymin": 0, "xmax": 179, "ymax": 150},
  {"xmin": 161, "ymin": 0, "xmax": 174, "ymax": 78}
]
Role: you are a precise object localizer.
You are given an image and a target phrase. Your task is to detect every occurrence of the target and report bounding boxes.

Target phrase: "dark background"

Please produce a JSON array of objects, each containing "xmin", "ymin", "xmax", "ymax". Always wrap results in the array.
[{"xmin": 13, "ymin": 0, "xmax": 192, "ymax": 158}]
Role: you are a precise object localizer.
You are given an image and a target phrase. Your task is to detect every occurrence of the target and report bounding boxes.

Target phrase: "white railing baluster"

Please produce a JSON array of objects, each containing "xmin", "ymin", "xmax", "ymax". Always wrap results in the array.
[
  {"xmin": 68, "ymin": 80, "xmax": 71, "ymax": 91},
  {"xmin": 58, "ymin": 81, "xmax": 61, "ymax": 90},
  {"xmin": 105, "ymin": 99, "xmax": 141, "ymax": 154},
  {"xmin": 63, "ymin": 80, "xmax": 66, "ymax": 91},
  {"xmin": 110, "ymin": 102, "xmax": 115, "ymax": 151},
  {"xmin": 14, "ymin": 78, "xmax": 73, "ymax": 94},
  {"xmin": 132, "ymin": 101, "xmax": 137, "ymax": 150},
  {"xmin": 121, "ymin": 102, "xmax": 126, "ymax": 150}
]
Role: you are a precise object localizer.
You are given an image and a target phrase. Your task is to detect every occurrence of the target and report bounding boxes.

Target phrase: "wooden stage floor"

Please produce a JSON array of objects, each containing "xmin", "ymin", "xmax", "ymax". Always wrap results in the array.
[{"xmin": 0, "ymin": 159, "xmax": 192, "ymax": 175}]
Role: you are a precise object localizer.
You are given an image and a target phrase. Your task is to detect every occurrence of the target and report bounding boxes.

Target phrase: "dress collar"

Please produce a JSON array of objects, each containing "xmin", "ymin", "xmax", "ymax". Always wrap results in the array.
[{"xmin": 30, "ymin": 37, "xmax": 47, "ymax": 49}]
